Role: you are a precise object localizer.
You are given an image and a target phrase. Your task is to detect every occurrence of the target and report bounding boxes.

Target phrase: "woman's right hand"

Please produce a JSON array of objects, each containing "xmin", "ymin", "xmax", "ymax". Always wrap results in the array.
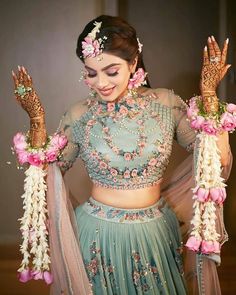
[{"xmin": 12, "ymin": 66, "xmax": 45, "ymax": 119}]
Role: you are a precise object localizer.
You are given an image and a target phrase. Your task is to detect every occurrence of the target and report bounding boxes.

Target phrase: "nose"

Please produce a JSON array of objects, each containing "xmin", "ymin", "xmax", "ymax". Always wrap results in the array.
[{"xmin": 96, "ymin": 73, "xmax": 109, "ymax": 89}]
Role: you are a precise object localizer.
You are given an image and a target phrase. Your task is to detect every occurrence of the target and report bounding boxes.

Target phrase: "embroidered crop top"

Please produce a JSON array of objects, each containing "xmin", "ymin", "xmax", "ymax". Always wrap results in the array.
[{"xmin": 57, "ymin": 88, "xmax": 196, "ymax": 189}]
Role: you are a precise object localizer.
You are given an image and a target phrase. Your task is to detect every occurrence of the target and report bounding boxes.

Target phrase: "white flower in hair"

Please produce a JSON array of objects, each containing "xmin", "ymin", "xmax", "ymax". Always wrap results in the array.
[
  {"xmin": 88, "ymin": 21, "xmax": 102, "ymax": 40},
  {"xmin": 137, "ymin": 38, "xmax": 143, "ymax": 53}
]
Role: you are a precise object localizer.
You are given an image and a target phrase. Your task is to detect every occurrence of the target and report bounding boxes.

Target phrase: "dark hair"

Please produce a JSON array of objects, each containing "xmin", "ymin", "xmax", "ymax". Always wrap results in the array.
[{"xmin": 76, "ymin": 15, "xmax": 150, "ymax": 87}]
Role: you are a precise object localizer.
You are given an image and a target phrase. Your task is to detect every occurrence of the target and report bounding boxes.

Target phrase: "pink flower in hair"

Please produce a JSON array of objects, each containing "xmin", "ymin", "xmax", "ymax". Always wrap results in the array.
[
  {"xmin": 185, "ymin": 236, "xmax": 201, "ymax": 252},
  {"xmin": 82, "ymin": 37, "xmax": 100, "ymax": 58},
  {"xmin": 128, "ymin": 68, "xmax": 147, "ymax": 89}
]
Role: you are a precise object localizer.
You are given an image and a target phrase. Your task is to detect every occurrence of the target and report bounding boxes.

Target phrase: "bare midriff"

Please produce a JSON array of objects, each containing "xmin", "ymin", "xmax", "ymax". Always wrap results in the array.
[{"xmin": 91, "ymin": 181, "xmax": 162, "ymax": 209}]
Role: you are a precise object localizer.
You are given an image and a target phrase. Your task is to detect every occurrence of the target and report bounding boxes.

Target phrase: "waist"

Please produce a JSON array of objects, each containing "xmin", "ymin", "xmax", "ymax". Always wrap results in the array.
[
  {"xmin": 81, "ymin": 196, "xmax": 166, "ymax": 223},
  {"xmin": 91, "ymin": 183, "xmax": 161, "ymax": 209}
]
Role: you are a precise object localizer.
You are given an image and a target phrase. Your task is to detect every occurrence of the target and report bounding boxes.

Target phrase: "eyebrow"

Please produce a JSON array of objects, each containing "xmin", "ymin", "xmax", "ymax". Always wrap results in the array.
[{"xmin": 85, "ymin": 63, "xmax": 121, "ymax": 72}]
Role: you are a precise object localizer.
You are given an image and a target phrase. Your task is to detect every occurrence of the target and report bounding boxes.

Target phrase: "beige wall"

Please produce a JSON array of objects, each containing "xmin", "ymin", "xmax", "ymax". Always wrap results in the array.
[{"xmin": 0, "ymin": 0, "xmax": 235, "ymax": 244}]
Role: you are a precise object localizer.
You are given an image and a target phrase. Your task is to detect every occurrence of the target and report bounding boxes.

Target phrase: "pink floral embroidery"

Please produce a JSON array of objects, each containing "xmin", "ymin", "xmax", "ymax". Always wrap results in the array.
[
  {"xmin": 131, "ymin": 169, "xmax": 138, "ymax": 177},
  {"xmin": 124, "ymin": 170, "xmax": 131, "ymax": 178},
  {"xmin": 148, "ymin": 158, "xmax": 157, "ymax": 166},
  {"xmin": 110, "ymin": 168, "xmax": 118, "ymax": 176},
  {"xmin": 99, "ymin": 161, "xmax": 108, "ymax": 169},
  {"xmin": 107, "ymin": 102, "xmax": 115, "ymax": 112},
  {"xmin": 124, "ymin": 153, "xmax": 132, "ymax": 161},
  {"xmin": 119, "ymin": 105, "xmax": 129, "ymax": 116}
]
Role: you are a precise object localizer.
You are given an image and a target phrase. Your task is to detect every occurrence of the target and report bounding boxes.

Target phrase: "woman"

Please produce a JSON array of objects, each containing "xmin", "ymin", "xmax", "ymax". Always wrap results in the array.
[{"xmin": 13, "ymin": 15, "xmax": 232, "ymax": 295}]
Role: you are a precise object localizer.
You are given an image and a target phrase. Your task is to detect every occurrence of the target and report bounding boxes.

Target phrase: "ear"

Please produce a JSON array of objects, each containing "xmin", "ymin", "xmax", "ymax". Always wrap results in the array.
[{"xmin": 129, "ymin": 56, "xmax": 138, "ymax": 74}]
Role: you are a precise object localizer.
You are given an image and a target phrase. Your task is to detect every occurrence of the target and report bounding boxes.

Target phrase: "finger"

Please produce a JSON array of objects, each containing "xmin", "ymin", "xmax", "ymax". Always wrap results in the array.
[
  {"xmin": 221, "ymin": 38, "xmax": 229, "ymax": 66},
  {"xmin": 208, "ymin": 36, "xmax": 215, "ymax": 58},
  {"xmin": 203, "ymin": 46, "xmax": 209, "ymax": 65},
  {"xmin": 211, "ymin": 36, "xmax": 221, "ymax": 58},
  {"xmin": 220, "ymin": 64, "xmax": 231, "ymax": 80},
  {"xmin": 18, "ymin": 66, "xmax": 24, "ymax": 84},
  {"xmin": 12, "ymin": 70, "xmax": 19, "ymax": 88}
]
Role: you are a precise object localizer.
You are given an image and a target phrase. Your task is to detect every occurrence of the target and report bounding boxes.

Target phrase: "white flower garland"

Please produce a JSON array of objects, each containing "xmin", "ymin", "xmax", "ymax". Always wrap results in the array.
[
  {"xmin": 17, "ymin": 165, "xmax": 53, "ymax": 284},
  {"xmin": 186, "ymin": 97, "xmax": 236, "ymax": 254}
]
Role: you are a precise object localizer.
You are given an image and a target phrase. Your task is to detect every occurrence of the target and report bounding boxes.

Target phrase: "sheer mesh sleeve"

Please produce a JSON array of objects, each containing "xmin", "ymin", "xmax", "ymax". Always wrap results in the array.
[
  {"xmin": 170, "ymin": 90, "xmax": 196, "ymax": 152},
  {"xmin": 57, "ymin": 110, "xmax": 80, "ymax": 173}
]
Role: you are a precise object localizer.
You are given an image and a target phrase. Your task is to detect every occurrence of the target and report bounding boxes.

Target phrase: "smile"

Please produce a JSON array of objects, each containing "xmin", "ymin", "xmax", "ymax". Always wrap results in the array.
[{"xmin": 98, "ymin": 86, "xmax": 115, "ymax": 96}]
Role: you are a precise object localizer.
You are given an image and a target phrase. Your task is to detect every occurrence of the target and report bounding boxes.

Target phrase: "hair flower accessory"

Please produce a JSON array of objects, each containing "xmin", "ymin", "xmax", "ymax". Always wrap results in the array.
[
  {"xmin": 186, "ymin": 96, "xmax": 236, "ymax": 255},
  {"xmin": 13, "ymin": 131, "xmax": 68, "ymax": 284},
  {"xmin": 81, "ymin": 21, "xmax": 107, "ymax": 59},
  {"xmin": 137, "ymin": 38, "xmax": 143, "ymax": 53}
]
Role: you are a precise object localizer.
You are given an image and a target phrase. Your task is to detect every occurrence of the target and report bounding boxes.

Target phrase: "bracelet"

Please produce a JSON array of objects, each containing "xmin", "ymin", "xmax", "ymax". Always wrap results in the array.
[
  {"xmin": 13, "ymin": 132, "xmax": 68, "ymax": 166},
  {"xmin": 187, "ymin": 96, "xmax": 236, "ymax": 135}
]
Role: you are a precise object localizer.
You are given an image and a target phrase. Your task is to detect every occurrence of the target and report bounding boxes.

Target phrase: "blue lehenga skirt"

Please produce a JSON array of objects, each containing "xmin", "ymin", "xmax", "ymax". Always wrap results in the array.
[{"xmin": 75, "ymin": 197, "xmax": 186, "ymax": 295}]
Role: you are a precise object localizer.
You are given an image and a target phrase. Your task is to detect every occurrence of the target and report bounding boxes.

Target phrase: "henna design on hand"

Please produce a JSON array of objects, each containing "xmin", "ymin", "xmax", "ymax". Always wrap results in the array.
[{"xmin": 12, "ymin": 66, "xmax": 45, "ymax": 118}]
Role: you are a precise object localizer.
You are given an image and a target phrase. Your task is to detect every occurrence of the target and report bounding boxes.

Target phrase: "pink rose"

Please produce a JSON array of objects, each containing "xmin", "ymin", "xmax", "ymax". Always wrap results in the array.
[
  {"xmin": 210, "ymin": 187, "xmax": 226, "ymax": 204},
  {"xmin": 226, "ymin": 103, "xmax": 236, "ymax": 113},
  {"xmin": 201, "ymin": 120, "xmax": 217, "ymax": 135},
  {"xmin": 221, "ymin": 112, "xmax": 236, "ymax": 132},
  {"xmin": 128, "ymin": 68, "xmax": 147, "ymax": 89},
  {"xmin": 124, "ymin": 153, "xmax": 132, "ymax": 161},
  {"xmin": 201, "ymin": 240, "xmax": 220, "ymax": 254},
  {"xmin": 28, "ymin": 153, "xmax": 44, "ymax": 166},
  {"xmin": 107, "ymin": 102, "xmax": 115, "ymax": 112},
  {"xmin": 185, "ymin": 236, "xmax": 201, "ymax": 252},
  {"xmin": 124, "ymin": 170, "xmax": 131, "ymax": 178},
  {"xmin": 17, "ymin": 151, "xmax": 29, "ymax": 164},
  {"xmin": 82, "ymin": 37, "xmax": 100, "ymax": 58},
  {"xmin": 51, "ymin": 134, "xmax": 68, "ymax": 149},
  {"xmin": 18, "ymin": 268, "xmax": 33, "ymax": 283},
  {"xmin": 195, "ymin": 187, "xmax": 209, "ymax": 202},
  {"xmin": 190, "ymin": 116, "xmax": 205, "ymax": 130},
  {"xmin": 45, "ymin": 149, "xmax": 58, "ymax": 162},
  {"xmin": 13, "ymin": 132, "xmax": 27, "ymax": 151}
]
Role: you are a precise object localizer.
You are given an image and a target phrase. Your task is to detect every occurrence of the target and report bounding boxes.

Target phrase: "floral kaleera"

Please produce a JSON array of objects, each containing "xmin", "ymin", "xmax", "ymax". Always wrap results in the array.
[
  {"xmin": 13, "ymin": 132, "xmax": 68, "ymax": 284},
  {"xmin": 186, "ymin": 96, "xmax": 236, "ymax": 254}
]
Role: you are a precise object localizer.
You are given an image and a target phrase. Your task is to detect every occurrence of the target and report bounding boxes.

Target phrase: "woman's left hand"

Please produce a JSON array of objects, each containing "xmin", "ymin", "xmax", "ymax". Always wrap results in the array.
[{"xmin": 200, "ymin": 36, "xmax": 231, "ymax": 95}]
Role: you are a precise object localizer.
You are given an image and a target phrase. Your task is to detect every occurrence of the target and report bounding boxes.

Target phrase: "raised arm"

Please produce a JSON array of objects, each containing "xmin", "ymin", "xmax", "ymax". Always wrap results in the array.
[
  {"xmin": 200, "ymin": 36, "xmax": 232, "ymax": 166},
  {"xmin": 12, "ymin": 66, "xmax": 47, "ymax": 148}
]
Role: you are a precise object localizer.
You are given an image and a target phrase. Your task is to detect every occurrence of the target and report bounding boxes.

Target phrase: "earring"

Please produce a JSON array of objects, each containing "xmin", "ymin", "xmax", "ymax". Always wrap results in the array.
[{"xmin": 128, "ymin": 68, "xmax": 147, "ymax": 90}]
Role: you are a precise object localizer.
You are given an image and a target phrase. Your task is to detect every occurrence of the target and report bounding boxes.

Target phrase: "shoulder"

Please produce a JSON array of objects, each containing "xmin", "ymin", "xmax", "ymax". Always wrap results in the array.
[
  {"xmin": 142, "ymin": 87, "xmax": 186, "ymax": 109},
  {"xmin": 66, "ymin": 98, "xmax": 89, "ymax": 121}
]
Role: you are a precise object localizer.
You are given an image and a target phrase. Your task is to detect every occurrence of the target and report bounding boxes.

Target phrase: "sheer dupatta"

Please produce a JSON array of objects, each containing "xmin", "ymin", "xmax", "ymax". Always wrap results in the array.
[{"xmin": 46, "ymin": 151, "xmax": 232, "ymax": 295}]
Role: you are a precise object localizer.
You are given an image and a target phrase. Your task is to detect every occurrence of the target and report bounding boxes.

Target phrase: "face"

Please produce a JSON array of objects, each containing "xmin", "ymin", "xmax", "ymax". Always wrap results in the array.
[{"xmin": 84, "ymin": 53, "xmax": 137, "ymax": 102}]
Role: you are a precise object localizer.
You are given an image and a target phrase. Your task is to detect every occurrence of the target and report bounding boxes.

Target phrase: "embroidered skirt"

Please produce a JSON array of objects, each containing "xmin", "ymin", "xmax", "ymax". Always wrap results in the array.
[{"xmin": 75, "ymin": 197, "xmax": 186, "ymax": 295}]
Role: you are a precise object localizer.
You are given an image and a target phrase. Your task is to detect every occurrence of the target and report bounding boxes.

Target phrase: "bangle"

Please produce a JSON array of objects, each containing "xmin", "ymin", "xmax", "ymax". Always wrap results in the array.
[
  {"xmin": 187, "ymin": 96, "xmax": 236, "ymax": 135},
  {"xmin": 13, "ymin": 132, "xmax": 68, "ymax": 166}
]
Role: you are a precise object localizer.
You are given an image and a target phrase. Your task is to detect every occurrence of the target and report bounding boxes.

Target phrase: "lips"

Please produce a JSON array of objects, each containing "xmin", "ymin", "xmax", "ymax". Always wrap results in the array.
[{"xmin": 98, "ymin": 86, "xmax": 115, "ymax": 96}]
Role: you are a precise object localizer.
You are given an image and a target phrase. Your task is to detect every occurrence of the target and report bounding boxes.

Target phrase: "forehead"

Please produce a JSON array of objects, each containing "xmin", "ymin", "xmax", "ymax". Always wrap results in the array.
[{"xmin": 84, "ymin": 53, "xmax": 128, "ymax": 70}]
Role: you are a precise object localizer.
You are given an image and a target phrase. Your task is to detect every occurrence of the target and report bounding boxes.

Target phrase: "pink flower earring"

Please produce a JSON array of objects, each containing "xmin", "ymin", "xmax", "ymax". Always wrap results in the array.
[{"xmin": 128, "ymin": 68, "xmax": 147, "ymax": 90}]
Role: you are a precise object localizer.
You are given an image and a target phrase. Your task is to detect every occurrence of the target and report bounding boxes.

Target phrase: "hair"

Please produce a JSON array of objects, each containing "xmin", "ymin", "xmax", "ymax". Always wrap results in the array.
[{"xmin": 76, "ymin": 15, "xmax": 151, "ymax": 87}]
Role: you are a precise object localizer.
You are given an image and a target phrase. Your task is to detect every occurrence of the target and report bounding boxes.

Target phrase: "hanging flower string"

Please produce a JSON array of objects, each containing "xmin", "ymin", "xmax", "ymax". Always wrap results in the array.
[
  {"xmin": 186, "ymin": 96, "xmax": 236, "ymax": 254},
  {"xmin": 13, "ymin": 132, "xmax": 67, "ymax": 284}
]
